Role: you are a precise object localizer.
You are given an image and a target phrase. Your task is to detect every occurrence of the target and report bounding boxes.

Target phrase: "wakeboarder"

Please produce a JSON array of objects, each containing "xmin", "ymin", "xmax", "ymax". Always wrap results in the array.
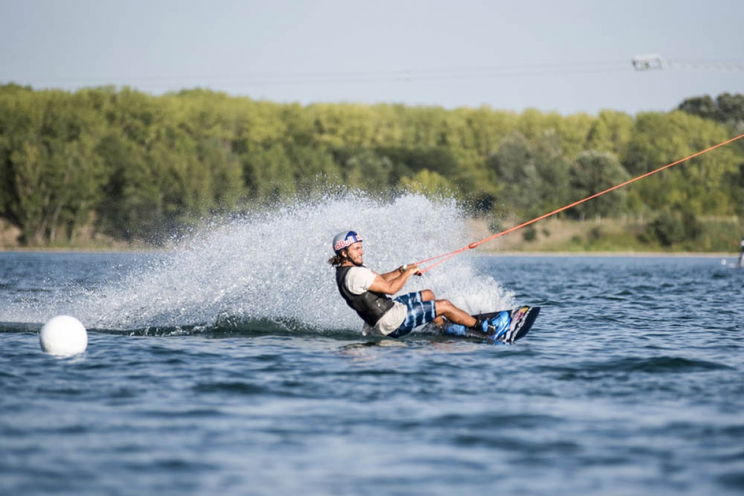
[{"xmin": 328, "ymin": 230, "xmax": 499, "ymax": 338}]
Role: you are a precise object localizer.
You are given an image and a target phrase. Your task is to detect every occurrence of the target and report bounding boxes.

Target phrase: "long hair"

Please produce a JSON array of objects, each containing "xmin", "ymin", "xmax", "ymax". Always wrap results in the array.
[{"xmin": 328, "ymin": 252, "xmax": 345, "ymax": 266}]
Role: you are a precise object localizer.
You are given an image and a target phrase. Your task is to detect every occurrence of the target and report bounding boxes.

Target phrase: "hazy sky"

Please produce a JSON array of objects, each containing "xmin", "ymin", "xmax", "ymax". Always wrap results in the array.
[{"xmin": 1, "ymin": 0, "xmax": 742, "ymax": 114}]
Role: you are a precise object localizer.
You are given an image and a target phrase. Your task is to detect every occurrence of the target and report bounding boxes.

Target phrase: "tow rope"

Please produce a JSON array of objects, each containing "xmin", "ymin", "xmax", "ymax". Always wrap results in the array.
[{"xmin": 415, "ymin": 133, "xmax": 744, "ymax": 274}]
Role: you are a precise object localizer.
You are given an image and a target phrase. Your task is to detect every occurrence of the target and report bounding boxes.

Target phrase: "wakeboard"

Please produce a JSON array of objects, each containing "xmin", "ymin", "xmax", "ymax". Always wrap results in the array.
[{"xmin": 425, "ymin": 306, "xmax": 540, "ymax": 344}]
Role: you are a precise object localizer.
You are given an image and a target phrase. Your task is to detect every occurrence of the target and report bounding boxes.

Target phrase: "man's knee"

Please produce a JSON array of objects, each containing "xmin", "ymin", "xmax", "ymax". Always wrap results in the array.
[{"xmin": 435, "ymin": 299, "xmax": 453, "ymax": 314}]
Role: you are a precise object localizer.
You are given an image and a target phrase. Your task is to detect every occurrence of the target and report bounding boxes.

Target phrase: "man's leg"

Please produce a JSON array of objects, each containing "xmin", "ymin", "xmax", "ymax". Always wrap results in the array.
[
  {"xmin": 421, "ymin": 291, "xmax": 509, "ymax": 339},
  {"xmin": 434, "ymin": 299, "xmax": 477, "ymax": 328},
  {"xmin": 420, "ymin": 290, "xmax": 479, "ymax": 329},
  {"xmin": 419, "ymin": 290, "xmax": 446, "ymax": 326},
  {"xmin": 392, "ymin": 291, "xmax": 484, "ymax": 336},
  {"xmin": 435, "ymin": 299, "xmax": 507, "ymax": 339}
]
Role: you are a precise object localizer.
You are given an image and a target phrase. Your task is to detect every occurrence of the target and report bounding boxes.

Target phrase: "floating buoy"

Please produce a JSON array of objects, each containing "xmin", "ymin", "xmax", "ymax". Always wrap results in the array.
[{"xmin": 39, "ymin": 315, "xmax": 88, "ymax": 357}]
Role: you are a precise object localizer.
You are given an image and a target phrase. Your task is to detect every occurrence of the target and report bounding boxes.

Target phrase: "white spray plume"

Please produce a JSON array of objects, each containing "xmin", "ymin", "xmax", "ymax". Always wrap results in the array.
[{"xmin": 11, "ymin": 192, "xmax": 515, "ymax": 332}]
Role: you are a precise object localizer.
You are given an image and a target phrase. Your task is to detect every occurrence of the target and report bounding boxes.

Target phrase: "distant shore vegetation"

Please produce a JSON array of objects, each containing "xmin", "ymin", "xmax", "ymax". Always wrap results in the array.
[{"xmin": 0, "ymin": 84, "xmax": 742, "ymax": 251}]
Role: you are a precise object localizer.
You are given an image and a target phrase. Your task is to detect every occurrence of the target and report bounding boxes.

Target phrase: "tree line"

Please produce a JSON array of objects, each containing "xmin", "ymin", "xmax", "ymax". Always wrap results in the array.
[{"xmin": 0, "ymin": 83, "xmax": 742, "ymax": 247}]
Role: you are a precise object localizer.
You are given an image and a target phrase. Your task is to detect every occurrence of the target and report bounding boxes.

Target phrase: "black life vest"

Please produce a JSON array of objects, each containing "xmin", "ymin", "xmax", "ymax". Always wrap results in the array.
[{"xmin": 335, "ymin": 266, "xmax": 394, "ymax": 326}]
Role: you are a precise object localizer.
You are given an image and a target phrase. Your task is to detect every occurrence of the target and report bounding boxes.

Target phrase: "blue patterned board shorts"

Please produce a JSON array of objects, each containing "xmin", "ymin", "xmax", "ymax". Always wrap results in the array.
[{"xmin": 387, "ymin": 291, "xmax": 437, "ymax": 338}]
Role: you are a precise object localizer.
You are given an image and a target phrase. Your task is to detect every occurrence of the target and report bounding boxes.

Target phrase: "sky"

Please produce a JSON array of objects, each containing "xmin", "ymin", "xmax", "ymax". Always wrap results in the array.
[{"xmin": 1, "ymin": 0, "xmax": 742, "ymax": 114}]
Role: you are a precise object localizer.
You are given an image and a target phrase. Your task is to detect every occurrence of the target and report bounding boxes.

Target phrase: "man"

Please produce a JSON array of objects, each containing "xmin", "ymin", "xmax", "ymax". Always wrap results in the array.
[
  {"xmin": 738, "ymin": 236, "xmax": 744, "ymax": 268},
  {"xmin": 329, "ymin": 230, "xmax": 497, "ymax": 339}
]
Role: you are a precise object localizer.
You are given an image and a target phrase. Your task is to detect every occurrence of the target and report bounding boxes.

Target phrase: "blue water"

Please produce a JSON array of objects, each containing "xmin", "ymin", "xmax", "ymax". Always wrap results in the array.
[{"xmin": 1, "ymin": 251, "xmax": 742, "ymax": 496}]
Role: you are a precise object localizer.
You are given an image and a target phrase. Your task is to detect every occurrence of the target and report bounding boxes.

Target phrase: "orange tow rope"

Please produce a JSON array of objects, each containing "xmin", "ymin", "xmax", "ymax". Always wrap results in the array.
[{"xmin": 415, "ymin": 133, "xmax": 744, "ymax": 274}]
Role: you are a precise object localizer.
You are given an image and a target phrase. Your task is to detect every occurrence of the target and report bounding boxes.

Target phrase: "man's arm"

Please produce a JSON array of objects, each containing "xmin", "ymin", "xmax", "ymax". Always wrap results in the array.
[
  {"xmin": 379, "ymin": 267, "xmax": 401, "ymax": 282},
  {"xmin": 368, "ymin": 265, "xmax": 420, "ymax": 295},
  {"xmin": 379, "ymin": 264, "xmax": 421, "ymax": 281}
]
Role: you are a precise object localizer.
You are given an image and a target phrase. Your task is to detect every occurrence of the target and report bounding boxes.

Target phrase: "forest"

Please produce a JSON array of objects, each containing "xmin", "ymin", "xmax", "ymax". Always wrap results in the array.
[{"xmin": 0, "ymin": 84, "xmax": 742, "ymax": 250}]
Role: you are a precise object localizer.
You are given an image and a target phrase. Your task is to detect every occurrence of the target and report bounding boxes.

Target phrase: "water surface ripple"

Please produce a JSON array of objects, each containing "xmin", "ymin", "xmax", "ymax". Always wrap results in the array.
[{"xmin": 1, "ymin": 253, "xmax": 743, "ymax": 496}]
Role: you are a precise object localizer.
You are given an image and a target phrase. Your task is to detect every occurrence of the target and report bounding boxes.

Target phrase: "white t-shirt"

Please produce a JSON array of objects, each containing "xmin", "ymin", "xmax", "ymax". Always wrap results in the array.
[{"xmin": 345, "ymin": 266, "xmax": 407, "ymax": 336}]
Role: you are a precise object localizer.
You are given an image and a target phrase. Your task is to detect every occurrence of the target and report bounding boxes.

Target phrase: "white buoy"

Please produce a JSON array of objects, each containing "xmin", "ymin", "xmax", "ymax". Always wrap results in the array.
[{"xmin": 39, "ymin": 315, "xmax": 88, "ymax": 357}]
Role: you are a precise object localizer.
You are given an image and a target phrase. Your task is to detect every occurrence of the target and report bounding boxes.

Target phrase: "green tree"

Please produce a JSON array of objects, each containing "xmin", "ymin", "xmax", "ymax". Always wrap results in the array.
[
  {"xmin": 487, "ymin": 131, "xmax": 570, "ymax": 218},
  {"xmin": 585, "ymin": 110, "xmax": 634, "ymax": 156},
  {"xmin": 288, "ymin": 144, "xmax": 341, "ymax": 191},
  {"xmin": 340, "ymin": 149, "xmax": 394, "ymax": 192},
  {"xmin": 568, "ymin": 150, "xmax": 629, "ymax": 219},
  {"xmin": 678, "ymin": 92, "xmax": 744, "ymax": 130},
  {"xmin": 1, "ymin": 85, "xmax": 742, "ymax": 248},
  {"xmin": 625, "ymin": 111, "xmax": 740, "ymax": 216},
  {"xmin": 399, "ymin": 169, "xmax": 454, "ymax": 197},
  {"xmin": 242, "ymin": 144, "xmax": 296, "ymax": 201},
  {"xmin": 645, "ymin": 210, "xmax": 702, "ymax": 247},
  {"xmin": 677, "ymin": 95, "xmax": 719, "ymax": 121},
  {"xmin": 1, "ymin": 90, "xmax": 107, "ymax": 243}
]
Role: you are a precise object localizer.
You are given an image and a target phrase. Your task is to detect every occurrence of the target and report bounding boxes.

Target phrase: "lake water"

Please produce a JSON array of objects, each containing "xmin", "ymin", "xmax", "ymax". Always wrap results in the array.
[{"xmin": 1, "ymin": 197, "xmax": 743, "ymax": 496}]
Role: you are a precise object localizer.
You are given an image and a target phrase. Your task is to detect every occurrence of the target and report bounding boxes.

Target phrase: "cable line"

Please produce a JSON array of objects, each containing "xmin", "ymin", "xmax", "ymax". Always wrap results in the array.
[
  {"xmin": 16, "ymin": 56, "xmax": 743, "ymax": 89},
  {"xmin": 414, "ymin": 133, "xmax": 744, "ymax": 274}
]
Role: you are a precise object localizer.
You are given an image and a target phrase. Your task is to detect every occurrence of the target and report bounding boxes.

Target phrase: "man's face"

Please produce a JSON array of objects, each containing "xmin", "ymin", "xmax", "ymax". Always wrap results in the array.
[{"xmin": 343, "ymin": 241, "xmax": 364, "ymax": 266}]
